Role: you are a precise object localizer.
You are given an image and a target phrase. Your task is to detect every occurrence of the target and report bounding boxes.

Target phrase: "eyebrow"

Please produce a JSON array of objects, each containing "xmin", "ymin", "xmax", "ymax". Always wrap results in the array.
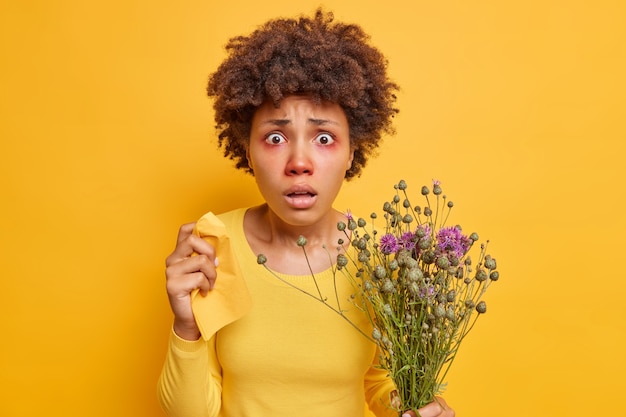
[{"xmin": 261, "ymin": 118, "xmax": 340, "ymax": 127}]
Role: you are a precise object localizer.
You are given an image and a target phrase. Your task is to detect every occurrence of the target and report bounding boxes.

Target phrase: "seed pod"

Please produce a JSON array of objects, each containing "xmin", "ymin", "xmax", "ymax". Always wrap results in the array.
[
  {"xmin": 381, "ymin": 279, "xmax": 395, "ymax": 293},
  {"xmin": 484, "ymin": 255, "xmax": 497, "ymax": 270},
  {"xmin": 372, "ymin": 328, "xmax": 382, "ymax": 340},
  {"xmin": 475, "ymin": 269, "xmax": 488, "ymax": 282}
]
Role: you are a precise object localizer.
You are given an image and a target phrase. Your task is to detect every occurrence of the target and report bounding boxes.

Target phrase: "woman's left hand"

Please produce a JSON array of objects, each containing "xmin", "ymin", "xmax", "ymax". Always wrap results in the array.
[{"xmin": 402, "ymin": 397, "xmax": 455, "ymax": 417}]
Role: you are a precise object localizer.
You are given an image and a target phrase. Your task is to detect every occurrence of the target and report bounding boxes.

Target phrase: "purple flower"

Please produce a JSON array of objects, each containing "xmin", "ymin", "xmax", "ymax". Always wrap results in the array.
[
  {"xmin": 344, "ymin": 210, "xmax": 353, "ymax": 221},
  {"xmin": 419, "ymin": 285, "xmax": 435, "ymax": 299},
  {"xmin": 379, "ymin": 233, "xmax": 399, "ymax": 255},
  {"xmin": 400, "ymin": 231, "xmax": 416, "ymax": 252},
  {"xmin": 436, "ymin": 226, "xmax": 472, "ymax": 259}
]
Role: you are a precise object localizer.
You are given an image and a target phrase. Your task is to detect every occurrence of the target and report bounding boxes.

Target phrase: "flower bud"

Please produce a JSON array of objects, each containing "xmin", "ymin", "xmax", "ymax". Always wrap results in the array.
[
  {"xmin": 446, "ymin": 290, "xmax": 457, "ymax": 302},
  {"xmin": 336, "ymin": 254, "xmax": 348, "ymax": 267},
  {"xmin": 372, "ymin": 328, "xmax": 382, "ymax": 340},
  {"xmin": 433, "ymin": 184, "xmax": 442, "ymax": 195},
  {"xmin": 490, "ymin": 271, "xmax": 500, "ymax": 281},
  {"xmin": 476, "ymin": 301, "xmax": 487, "ymax": 314},
  {"xmin": 447, "ymin": 201, "xmax": 454, "ymax": 208},
  {"xmin": 393, "ymin": 195, "xmax": 400, "ymax": 203},
  {"xmin": 424, "ymin": 207, "xmax": 432, "ymax": 217},
  {"xmin": 446, "ymin": 306, "xmax": 456, "ymax": 321},
  {"xmin": 407, "ymin": 267, "xmax": 423, "ymax": 282},
  {"xmin": 469, "ymin": 232, "xmax": 479, "ymax": 242},
  {"xmin": 405, "ymin": 257, "xmax": 418, "ymax": 269},
  {"xmin": 403, "ymin": 214, "xmax": 413, "ymax": 223},
  {"xmin": 398, "ymin": 180, "xmax": 408, "ymax": 190},
  {"xmin": 403, "ymin": 199, "xmax": 411, "ymax": 208},
  {"xmin": 422, "ymin": 250, "xmax": 435, "ymax": 264},
  {"xmin": 384, "ymin": 304, "xmax": 393, "ymax": 316},
  {"xmin": 418, "ymin": 237, "xmax": 432, "ymax": 250},
  {"xmin": 256, "ymin": 254, "xmax": 267, "ymax": 265},
  {"xmin": 381, "ymin": 279, "xmax": 394, "ymax": 293},
  {"xmin": 436, "ymin": 256, "xmax": 450, "ymax": 269},
  {"xmin": 337, "ymin": 221, "xmax": 346, "ymax": 231},
  {"xmin": 370, "ymin": 212, "xmax": 377, "ymax": 219},
  {"xmin": 434, "ymin": 304, "xmax": 446, "ymax": 318},
  {"xmin": 297, "ymin": 235, "xmax": 307, "ymax": 247},
  {"xmin": 421, "ymin": 186, "xmax": 430, "ymax": 195},
  {"xmin": 475, "ymin": 269, "xmax": 488, "ymax": 282},
  {"xmin": 374, "ymin": 265, "xmax": 387, "ymax": 280},
  {"xmin": 484, "ymin": 255, "xmax": 497, "ymax": 270},
  {"xmin": 388, "ymin": 259, "xmax": 399, "ymax": 271}
]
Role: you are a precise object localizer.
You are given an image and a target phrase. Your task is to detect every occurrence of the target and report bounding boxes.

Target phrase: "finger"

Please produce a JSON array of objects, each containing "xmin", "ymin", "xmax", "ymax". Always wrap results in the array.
[
  {"xmin": 176, "ymin": 222, "xmax": 196, "ymax": 244},
  {"xmin": 166, "ymin": 254, "xmax": 217, "ymax": 291},
  {"xmin": 166, "ymin": 234, "xmax": 216, "ymax": 267},
  {"xmin": 414, "ymin": 397, "xmax": 454, "ymax": 417}
]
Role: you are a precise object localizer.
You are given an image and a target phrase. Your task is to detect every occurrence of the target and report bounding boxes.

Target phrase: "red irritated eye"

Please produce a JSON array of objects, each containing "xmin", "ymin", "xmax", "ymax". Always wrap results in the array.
[
  {"xmin": 314, "ymin": 132, "xmax": 335, "ymax": 145},
  {"xmin": 266, "ymin": 132, "xmax": 286, "ymax": 145}
]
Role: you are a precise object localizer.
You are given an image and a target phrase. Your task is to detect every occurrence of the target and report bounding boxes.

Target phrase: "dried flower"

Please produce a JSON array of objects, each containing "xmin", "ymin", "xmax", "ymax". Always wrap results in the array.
[{"xmin": 257, "ymin": 180, "xmax": 500, "ymax": 414}]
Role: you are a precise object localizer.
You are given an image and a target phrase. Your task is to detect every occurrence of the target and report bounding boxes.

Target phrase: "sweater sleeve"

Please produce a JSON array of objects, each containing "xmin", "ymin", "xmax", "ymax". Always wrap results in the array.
[
  {"xmin": 157, "ymin": 328, "xmax": 223, "ymax": 417},
  {"xmin": 363, "ymin": 347, "xmax": 398, "ymax": 417}
]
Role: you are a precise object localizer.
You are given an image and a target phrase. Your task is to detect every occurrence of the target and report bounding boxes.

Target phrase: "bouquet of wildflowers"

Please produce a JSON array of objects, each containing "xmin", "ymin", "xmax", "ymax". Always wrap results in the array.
[{"xmin": 258, "ymin": 180, "xmax": 499, "ymax": 415}]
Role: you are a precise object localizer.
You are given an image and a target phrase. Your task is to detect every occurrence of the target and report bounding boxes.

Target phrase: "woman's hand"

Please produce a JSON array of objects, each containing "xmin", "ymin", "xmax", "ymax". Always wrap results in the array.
[
  {"xmin": 402, "ymin": 397, "xmax": 455, "ymax": 417},
  {"xmin": 164, "ymin": 222, "xmax": 218, "ymax": 340}
]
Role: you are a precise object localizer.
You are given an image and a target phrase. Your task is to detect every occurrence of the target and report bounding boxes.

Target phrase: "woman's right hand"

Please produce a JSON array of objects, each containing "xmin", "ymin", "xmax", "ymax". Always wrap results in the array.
[{"xmin": 165, "ymin": 222, "xmax": 218, "ymax": 340}]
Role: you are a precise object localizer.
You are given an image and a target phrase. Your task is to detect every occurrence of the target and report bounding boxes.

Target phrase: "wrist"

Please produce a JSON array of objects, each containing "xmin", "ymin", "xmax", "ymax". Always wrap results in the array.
[{"xmin": 173, "ymin": 319, "xmax": 201, "ymax": 341}]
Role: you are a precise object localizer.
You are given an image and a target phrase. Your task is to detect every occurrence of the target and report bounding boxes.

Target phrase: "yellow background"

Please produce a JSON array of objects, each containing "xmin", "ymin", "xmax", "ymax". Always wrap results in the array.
[{"xmin": 1, "ymin": 1, "xmax": 624, "ymax": 416}]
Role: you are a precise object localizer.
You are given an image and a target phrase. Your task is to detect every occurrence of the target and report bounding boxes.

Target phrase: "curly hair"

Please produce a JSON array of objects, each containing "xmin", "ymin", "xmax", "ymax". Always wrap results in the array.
[{"xmin": 207, "ymin": 9, "xmax": 399, "ymax": 179}]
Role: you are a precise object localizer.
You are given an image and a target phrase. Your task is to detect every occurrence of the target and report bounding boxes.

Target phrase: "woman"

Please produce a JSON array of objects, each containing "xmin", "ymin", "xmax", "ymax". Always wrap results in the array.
[{"xmin": 158, "ymin": 9, "xmax": 455, "ymax": 417}]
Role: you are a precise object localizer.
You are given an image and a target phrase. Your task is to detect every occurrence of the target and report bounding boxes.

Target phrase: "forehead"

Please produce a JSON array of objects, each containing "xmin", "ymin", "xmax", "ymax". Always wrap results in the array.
[{"xmin": 253, "ymin": 95, "xmax": 347, "ymax": 123}]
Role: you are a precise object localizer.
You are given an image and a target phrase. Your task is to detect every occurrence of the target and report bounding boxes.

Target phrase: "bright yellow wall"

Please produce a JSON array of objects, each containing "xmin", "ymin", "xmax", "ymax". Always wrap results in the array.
[{"xmin": 1, "ymin": 1, "xmax": 624, "ymax": 416}]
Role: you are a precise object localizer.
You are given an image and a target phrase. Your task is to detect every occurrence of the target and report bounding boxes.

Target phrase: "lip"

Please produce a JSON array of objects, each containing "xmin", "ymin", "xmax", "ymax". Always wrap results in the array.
[{"xmin": 283, "ymin": 184, "xmax": 318, "ymax": 209}]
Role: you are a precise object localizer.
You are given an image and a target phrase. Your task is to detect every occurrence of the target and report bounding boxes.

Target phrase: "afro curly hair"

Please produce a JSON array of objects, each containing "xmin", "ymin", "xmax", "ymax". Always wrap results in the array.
[{"xmin": 207, "ymin": 8, "xmax": 399, "ymax": 179}]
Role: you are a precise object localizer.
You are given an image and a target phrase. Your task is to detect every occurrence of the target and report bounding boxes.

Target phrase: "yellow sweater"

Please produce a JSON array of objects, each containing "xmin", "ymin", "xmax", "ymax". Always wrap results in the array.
[{"xmin": 158, "ymin": 208, "xmax": 396, "ymax": 417}]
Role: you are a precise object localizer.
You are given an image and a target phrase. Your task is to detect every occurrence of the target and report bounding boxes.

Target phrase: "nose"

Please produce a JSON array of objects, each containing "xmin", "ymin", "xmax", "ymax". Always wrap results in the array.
[{"xmin": 285, "ymin": 141, "xmax": 313, "ymax": 176}]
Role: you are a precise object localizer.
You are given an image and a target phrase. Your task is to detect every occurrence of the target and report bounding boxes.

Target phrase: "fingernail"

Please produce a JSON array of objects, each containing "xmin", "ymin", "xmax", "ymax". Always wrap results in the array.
[
  {"xmin": 402, "ymin": 414, "xmax": 410, "ymax": 417},
  {"xmin": 214, "ymin": 257, "xmax": 219, "ymax": 267}
]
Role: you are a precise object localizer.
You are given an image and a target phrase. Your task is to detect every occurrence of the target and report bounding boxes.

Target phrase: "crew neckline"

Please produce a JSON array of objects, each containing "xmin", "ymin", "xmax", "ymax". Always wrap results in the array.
[{"xmin": 232, "ymin": 207, "xmax": 339, "ymax": 281}]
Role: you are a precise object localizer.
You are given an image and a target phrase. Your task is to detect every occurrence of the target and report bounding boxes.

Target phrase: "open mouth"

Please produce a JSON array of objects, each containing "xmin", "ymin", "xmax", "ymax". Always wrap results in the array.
[
  {"xmin": 288, "ymin": 191, "xmax": 316, "ymax": 198},
  {"xmin": 285, "ymin": 190, "xmax": 318, "ymax": 208}
]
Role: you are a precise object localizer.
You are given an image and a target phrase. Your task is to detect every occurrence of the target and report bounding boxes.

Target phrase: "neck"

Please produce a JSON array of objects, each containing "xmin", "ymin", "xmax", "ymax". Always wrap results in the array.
[{"xmin": 260, "ymin": 204, "xmax": 344, "ymax": 246}]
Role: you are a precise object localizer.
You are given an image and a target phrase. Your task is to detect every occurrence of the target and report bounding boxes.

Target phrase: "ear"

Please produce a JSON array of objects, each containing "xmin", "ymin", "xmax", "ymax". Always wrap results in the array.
[
  {"xmin": 245, "ymin": 146, "xmax": 253, "ymax": 171},
  {"xmin": 346, "ymin": 148, "xmax": 355, "ymax": 170}
]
